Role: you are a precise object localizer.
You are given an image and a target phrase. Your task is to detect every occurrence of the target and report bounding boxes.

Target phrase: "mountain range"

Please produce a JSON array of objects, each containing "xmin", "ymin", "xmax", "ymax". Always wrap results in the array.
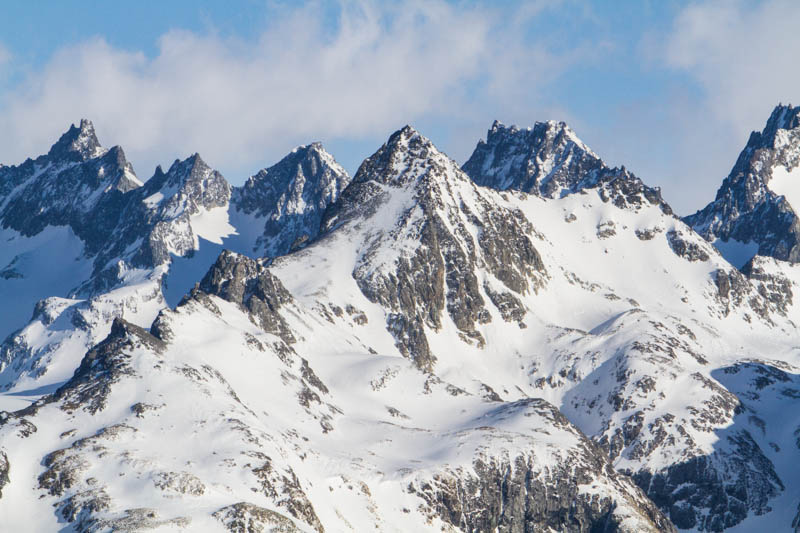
[{"xmin": 2, "ymin": 105, "xmax": 800, "ymax": 531}]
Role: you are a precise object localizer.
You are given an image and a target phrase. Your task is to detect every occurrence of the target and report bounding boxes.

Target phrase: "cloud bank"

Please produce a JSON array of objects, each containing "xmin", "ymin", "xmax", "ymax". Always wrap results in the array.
[
  {"xmin": 1, "ymin": 0, "xmax": 799, "ymax": 216},
  {"xmin": 0, "ymin": 1, "xmax": 574, "ymax": 181},
  {"xmin": 665, "ymin": 0, "xmax": 800, "ymax": 136},
  {"xmin": 591, "ymin": 0, "xmax": 800, "ymax": 214}
]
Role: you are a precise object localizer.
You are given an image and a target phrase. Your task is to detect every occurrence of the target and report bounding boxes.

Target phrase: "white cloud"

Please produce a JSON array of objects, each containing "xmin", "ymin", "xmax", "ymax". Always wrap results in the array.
[
  {"xmin": 596, "ymin": 0, "xmax": 800, "ymax": 215},
  {"xmin": 665, "ymin": 0, "xmax": 800, "ymax": 137},
  {"xmin": 0, "ymin": 1, "xmax": 578, "ymax": 181}
]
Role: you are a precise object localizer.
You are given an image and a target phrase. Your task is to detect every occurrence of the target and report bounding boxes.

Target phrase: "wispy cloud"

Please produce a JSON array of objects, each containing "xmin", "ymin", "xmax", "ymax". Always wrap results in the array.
[
  {"xmin": 665, "ymin": 0, "xmax": 800, "ymax": 141},
  {"xmin": 0, "ymin": 1, "xmax": 580, "ymax": 181},
  {"xmin": 11, "ymin": 0, "xmax": 790, "ymax": 217},
  {"xmin": 604, "ymin": 0, "xmax": 800, "ymax": 215}
]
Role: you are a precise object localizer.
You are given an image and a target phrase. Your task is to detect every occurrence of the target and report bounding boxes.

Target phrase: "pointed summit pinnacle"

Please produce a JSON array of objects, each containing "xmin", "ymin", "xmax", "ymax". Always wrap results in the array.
[
  {"xmin": 348, "ymin": 125, "xmax": 450, "ymax": 189},
  {"xmin": 389, "ymin": 125, "xmax": 419, "ymax": 143},
  {"xmin": 47, "ymin": 119, "xmax": 105, "ymax": 161}
]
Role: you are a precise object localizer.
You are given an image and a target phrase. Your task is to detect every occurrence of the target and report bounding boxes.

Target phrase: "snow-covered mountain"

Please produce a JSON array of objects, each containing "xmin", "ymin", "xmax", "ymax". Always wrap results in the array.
[
  {"xmin": 0, "ymin": 120, "xmax": 142, "ymax": 338},
  {"xmin": 3, "ymin": 112, "xmax": 800, "ymax": 532},
  {"xmin": 231, "ymin": 142, "xmax": 350, "ymax": 257},
  {"xmin": 0, "ymin": 122, "xmax": 347, "ymax": 400},
  {"xmin": 686, "ymin": 104, "xmax": 800, "ymax": 267},
  {"xmin": 463, "ymin": 119, "xmax": 672, "ymax": 214}
]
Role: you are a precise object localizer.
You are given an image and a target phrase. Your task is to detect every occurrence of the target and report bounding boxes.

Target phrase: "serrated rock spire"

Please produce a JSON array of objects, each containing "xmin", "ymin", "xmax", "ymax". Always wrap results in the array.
[
  {"xmin": 47, "ymin": 118, "xmax": 105, "ymax": 161},
  {"xmin": 685, "ymin": 103, "xmax": 800, "ymax": 264}
]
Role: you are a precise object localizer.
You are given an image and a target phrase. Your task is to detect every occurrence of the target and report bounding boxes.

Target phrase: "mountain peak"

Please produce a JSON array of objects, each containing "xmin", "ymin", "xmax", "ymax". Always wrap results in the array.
[
  {"xmin": 241, "ymin": 142, "xmax": 347, "ymax": 197},
  {"xmin": 287, "ymin": 141, "xmax": 335, "ymax": 163},
  {"xmin": 735, "ymin": 104, "xmax": 800, "ymax": 156},
  {"xmin": 184, "ymin": 152, "xmax": 208, "ymax": 171},
  {"xmin": 483, "ymin": 119, "xmax": 595, "ymax": 162},
  {"xmin": 765, "ymin": 103, "xmax": 800, "ymax": 136},
  {"xmin": 349, "ymin": 125, "xmax": 445, "ymax": 190},
  {"xmin": 161, "ymin": 153, "xmax": 214, "ymax": 188},
  {"xmin": 135, "ymin": 153, "xmax": 231, "ymax": 222},
  {"xmin": 320, "ymin": 125, "xmax": 468, "ymax": 237},
  {"xmin": 464, "ymin": 119, "xmax": 600, "ymax": 196},
  {"xmin": 463, "ymin": 120, "xmax": 668, "ymax": 213},
  {"xmin": 232, "ymin": 141, "xmax": 350, "ymax": 257},
  {"xmin": 685, "ymin": 103, "xmax": 800, "ymax": 263},
  {"xmin": 384, "ymin": 124, "xmax": 421, "ymax": 149},
  {"xmin": 298, "ymin": 141, "xmax": 325, "ymax": 153},
  {"xmin": 47, "ymin": 118, "xmax": 105, "ymax": 161},
  {"xmin": 398, "ymin": 124, "xmax": 418, "ymax": 135}
]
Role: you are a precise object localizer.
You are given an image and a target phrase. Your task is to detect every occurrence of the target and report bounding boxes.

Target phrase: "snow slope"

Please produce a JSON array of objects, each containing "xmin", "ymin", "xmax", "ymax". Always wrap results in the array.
[
  {"xmin": 0, "ymin": 226, "xmax": 93, "ymax": 340},
  {"xmin": 4, "ymin": 113, "xmax": 800, "ymax": 531},
  {"xmin": 0, "ymin": 125, "xmax": 350, "ymax": 405},
  {"xmin": 266, "ymin": 125, "xmax": 800, "ymax": 531},
  {"xmin": 767, "ymin": 164, "xmax": 800, "ymax": 213},
  {"xmin": 0, "ymin": 258, "xmax": 673, "ymax": 532}
]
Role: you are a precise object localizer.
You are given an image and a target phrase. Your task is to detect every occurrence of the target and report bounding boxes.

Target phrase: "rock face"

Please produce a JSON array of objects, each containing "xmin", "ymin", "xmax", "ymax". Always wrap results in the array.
[
  {"xmin": 463, "ymin": 120, "xmax": 672, "ymax": 213},
  {"xmin": 94, "ymin": 153, "xmax": 233, "ymax": 278},
  {"xmin": 321, "ymin": 126, "xmax": 547, "ymax": 370},
  {"xmin": 232, "ymin": 143, "xmax": 350, "ymax": 256},
  {"xmin": 0, "ymin": 120, "xmax": 140, "ymax": 254},
  {"xmin": 685, "ymin": 104, "xmax": 800, "ymax": 262},
  {"xmin": 197, "ymin": 250, "xmax": 295, "ymax": 343},
  {"xmin": 412, "ymin": 399, "xmax": 676, "ymax": 533},
  {"xmin": 214, "ymin": 502, "xmax": 301, "ymax": 532},
  {"xmin": 0, "ymin": 450, "xmax": 8, "ymax": 498},
  {"xmin": 632, "ymin": 433, "xmax": 783, "ymax": 531},
  {"xmin": 0, "ymin": 120, "xmax": 349, "ymax": 301},
  {"xmin": 52, "ymin": 317, "xmax": 166, "ymax": 414}
]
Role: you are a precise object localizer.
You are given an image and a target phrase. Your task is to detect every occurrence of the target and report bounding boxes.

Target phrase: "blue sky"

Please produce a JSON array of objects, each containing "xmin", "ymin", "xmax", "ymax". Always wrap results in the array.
[{"xmin": 0, "ymin": 0, "xmax": 798, "ymax": 214}]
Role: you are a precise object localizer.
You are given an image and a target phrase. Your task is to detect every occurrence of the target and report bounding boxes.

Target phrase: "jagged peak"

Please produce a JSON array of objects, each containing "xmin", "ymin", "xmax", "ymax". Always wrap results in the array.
[
  {"xmin": 230, "ymin": 143, "xmax": 351, "ymax": 256},
  {"xmin": 161, "ymin": 152, "xmax": 207, "ymax": 174},
  {"xmin": 284, "ymin": 141, "xmax": 346, "ymax": 173},
  {"xmin": 141, "ymin": 152, "xmax": 231, "ymax": 213},
  {"xmin": 484, "ymin": 119, "xmax": 596, "ymax": 159},
  {"xmin": 684, "ymin": 103, "xmax": 800, "ymax": 262},
  {"xmin": 350, "ymin": 125, "xmax": 457, "ymax": 189},
  {"xmin": 721, "ymin": 103, "xmax": 800, "ymax": 188},
  {"xmin": 765, "ymin": 103, "xmax": 800, "ymax": 134},
  {"xmin": 736, "ymin": 104, "xmax": 800, "ymax": 155},
  {"xmin": 387, "ymin": 124, "xmax": 422, "ymax": 146},
  {"xmin": 162, "ymin": 153, "xmax": 217, "ymax": 186},
  {"xmin": 320, "ymin": 126, "xmax": 470, "ymax": 234},
  {"xmin": 47, "ymin": 118, "xmax": 106, "ymax": 161},
  {"xmin": 291, "ymin": 141, "xmax": 325, "ymax": 155},
  {"xmin": 382, "ymin": 125, "xmax": 432, "ymax": 155},
  {"xmin": 241, "ymin": 141, "xmax": 348, "ymax": 191},
  {"xmin": 464, "ymin": 119, "xmax": 604, "ymax": 194},
  {"xmin": 182, "ymin": 152, "xmax": 208, "ymax": 172},
  {"xmin": 463, "ymin": 119, "xmax": 670, "ymax": 212}
]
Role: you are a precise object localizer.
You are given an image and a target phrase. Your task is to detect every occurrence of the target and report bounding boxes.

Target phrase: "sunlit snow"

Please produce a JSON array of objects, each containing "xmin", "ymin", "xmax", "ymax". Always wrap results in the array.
[{"xmin": 768, "ymin": 164, "xmax": 800, "ymax": 212}]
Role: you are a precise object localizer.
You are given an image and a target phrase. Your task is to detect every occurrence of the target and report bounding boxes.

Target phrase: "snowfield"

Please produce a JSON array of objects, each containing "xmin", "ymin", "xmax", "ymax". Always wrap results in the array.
[{"xmin": 3, "ymin": 108, "xmax": 800, "ymax": 531}]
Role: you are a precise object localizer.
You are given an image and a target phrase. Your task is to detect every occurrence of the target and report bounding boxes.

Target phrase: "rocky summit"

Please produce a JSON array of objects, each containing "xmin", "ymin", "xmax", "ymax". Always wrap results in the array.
[
  {"xmin": 686, "ymin": 104, "xmax": 800, "ymax": 266},
  {"xmin": 3, "ymin": 108, "xmax": 800, "ymax": 532}
]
